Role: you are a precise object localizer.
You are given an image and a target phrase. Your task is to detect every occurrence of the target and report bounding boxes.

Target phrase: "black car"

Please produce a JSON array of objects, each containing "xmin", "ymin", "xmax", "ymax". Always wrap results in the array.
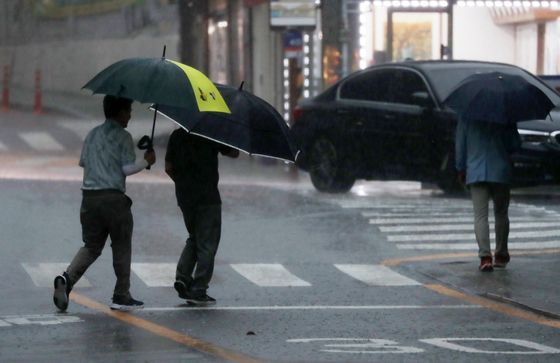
[{"xmin": 291, "ymin": 60, "xmax": 560, "ymax": 193}]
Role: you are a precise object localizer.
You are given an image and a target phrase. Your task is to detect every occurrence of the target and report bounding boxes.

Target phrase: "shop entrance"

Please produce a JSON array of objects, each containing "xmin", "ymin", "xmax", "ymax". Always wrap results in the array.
[{"xmin": 387, "ymin": 10, "xmax": 452, "ymax": 62}]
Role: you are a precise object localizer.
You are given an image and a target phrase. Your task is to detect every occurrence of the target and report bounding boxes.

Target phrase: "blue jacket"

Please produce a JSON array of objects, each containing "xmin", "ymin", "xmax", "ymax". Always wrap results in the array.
[{"xmin": 455, "ymin": 119, "xmax": 521, "ymax": 185}]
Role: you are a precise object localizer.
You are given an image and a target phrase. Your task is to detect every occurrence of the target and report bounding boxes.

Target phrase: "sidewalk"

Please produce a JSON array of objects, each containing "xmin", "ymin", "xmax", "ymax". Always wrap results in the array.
[{"xmin": 407, "ymin": 250, "xmax": 560, "ymax": 319}]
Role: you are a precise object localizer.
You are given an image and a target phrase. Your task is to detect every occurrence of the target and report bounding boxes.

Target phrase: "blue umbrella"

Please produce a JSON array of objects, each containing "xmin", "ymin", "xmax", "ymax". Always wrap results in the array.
[
  {"xmin": 154, "ymin": 82, "xmax": 299, "ymax": 163},
  {"xmin": 444, "ymin": 72, "xmax": 555, "ymax": 124}
]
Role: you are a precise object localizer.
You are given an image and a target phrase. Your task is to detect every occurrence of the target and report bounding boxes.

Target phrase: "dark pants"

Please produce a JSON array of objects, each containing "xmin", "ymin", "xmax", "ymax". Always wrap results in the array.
[
  {"xmin": 470, "ymin": 182, "xmax": 510, "ymax": 258},
  {"xmin": 176, "ymin": 204, "xmax": 221, "ymax": 295},
  {"xmin": 66, "ymin": 191, "xmax": 133, "ymax": 298}
]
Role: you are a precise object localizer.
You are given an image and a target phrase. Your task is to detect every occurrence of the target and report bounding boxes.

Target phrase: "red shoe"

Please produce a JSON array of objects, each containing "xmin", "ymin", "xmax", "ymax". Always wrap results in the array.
[
  {"xmin": 494, "ymin": 254, "xmax": 510, "ymax": 268},
  {"xmin": 479, "ymin": 256, "xmax": 493, "ymax": 272}
]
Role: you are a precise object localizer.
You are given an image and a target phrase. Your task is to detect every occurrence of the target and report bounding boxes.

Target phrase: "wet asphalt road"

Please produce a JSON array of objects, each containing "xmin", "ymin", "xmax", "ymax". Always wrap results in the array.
[{"xmin": 1, "ymin": 174, "xmax": 560, "ymax": 362}]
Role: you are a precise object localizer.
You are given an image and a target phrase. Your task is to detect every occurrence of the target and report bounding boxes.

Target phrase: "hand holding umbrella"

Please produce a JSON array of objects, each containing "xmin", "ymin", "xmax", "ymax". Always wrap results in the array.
[{"xmin": 82, "ymin": 46, "xmax": 231, "ymax": 167}]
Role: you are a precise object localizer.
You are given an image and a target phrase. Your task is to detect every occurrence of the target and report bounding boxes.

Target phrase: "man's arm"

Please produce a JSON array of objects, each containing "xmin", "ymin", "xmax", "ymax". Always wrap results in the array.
[
  {"xmin": 122, "ymin": 150, "xmax": 156, "ymax": 176},
  {"xmin": 505, "ymin": 125, "xmax": 522, "ymax": 154},
  {"xmin": 165, "ymin": 131, "xmax": 178, "ymax": 181},
  {"xmin": 165, "ymin": 161, "xmax": 175, "ymax": 181},
  {"xmin": 455, "ymin": 119, "xmax": 467, "ymax": 184}
]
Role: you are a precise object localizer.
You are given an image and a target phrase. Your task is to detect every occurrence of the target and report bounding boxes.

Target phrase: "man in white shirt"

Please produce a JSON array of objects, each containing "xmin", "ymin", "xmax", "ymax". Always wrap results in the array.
[{"xmin": 53, "ymin": 95, "xmax": 156, "ymax": 311}]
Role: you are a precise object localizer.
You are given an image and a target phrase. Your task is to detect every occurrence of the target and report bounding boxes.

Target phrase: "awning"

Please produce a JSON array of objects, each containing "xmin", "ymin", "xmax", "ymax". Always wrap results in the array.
[{"xmin": 372, "ymin": 1, "xmax": 560, "ymax": 9}]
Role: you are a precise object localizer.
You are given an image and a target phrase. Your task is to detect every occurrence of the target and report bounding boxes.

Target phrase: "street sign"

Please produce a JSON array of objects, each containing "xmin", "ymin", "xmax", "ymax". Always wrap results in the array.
[{"xmin": 270, "ymin": 0, "xmax": 317, "ymax": 28}]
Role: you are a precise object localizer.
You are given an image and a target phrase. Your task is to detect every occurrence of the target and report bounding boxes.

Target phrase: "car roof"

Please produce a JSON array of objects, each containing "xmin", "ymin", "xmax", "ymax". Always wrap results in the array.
[{"xmin": 369, "ymin": 59, "xmax": 521, "ymax": 71}]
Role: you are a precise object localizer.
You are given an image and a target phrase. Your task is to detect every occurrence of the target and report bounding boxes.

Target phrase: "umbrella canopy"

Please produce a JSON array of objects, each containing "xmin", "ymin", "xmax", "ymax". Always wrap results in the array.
[
  {"xmin": 83, "ymin": 57, "xmax": 230, "ymax": 114},
  {"xmin": 444, "ymin": 72, "xmax": 555, "ymax": 124},
  {"xmin": 154, "ymin": 82, "xmax": 299, "ymax": 163}
]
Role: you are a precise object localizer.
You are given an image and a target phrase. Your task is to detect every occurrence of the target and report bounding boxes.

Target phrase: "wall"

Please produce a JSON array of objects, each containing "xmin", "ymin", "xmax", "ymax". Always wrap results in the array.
[
  {"xmin": 514, "ymin": 23, "xmax": 538, "ymax": 73},
  {"xmin": 0, "ymin": 34, "xmax": 179, "ymax": 93},
  {"xmin": 453, "ymin": 7, "xmax": 515, "ymax": 64},
  {"xmin": 251, "ymin": 3, "xmax": 282, "ymax": 110},
  {"xmin": 544, "ymin": 20, "xmax": 559, "ymax": 74}
]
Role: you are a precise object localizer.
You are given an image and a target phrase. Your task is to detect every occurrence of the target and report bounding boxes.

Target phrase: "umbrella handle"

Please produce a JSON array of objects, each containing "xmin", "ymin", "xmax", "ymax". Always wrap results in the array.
[{"xmin": 137, "ymin": 135, "xmax": 153, "ymax": 170}]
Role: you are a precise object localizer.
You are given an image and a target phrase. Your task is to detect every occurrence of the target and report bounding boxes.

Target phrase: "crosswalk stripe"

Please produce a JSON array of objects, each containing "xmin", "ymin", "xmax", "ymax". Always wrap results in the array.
[
  {"xmin": 21, "ymin": 263, "xmax": 91, "ymax": 287},
  {"xmin": 380, "ymin": 221, "xmax": 560, "ymax": 233},
  {"xmin": 334, "ymin": 264, "xmax": 420, "ymax": 286},
  {"xmin": 363, "ymin": 211, "xmax": 474, "ymax": 218},
  {"xmin": 230, "ymin": 264, "xmax": 311, "ymax": 287},
  {"xmin": 397, "ymin": 241, "xmax": 560, "ymax": 250},
  {"xmin": 0, "ymin": 141, "xmax": 7, "ymax": 151},
  {"xmin": 131, "ymin": 263, "xmax": 175, "ymax": 287},
  {"xmin": 387, "ymin": 229, "xmax": 560, "ymax": 242},
  {"xmin": 19, "ymin": 132, "xmax": 64, "ymax": 151},
  {"xmin": 369, "ymin": 216, "xmax": 558, "ymax": 225},
  {"xmin": 340, "ymin": 203, "xmax": 472, "ymax": 210}
]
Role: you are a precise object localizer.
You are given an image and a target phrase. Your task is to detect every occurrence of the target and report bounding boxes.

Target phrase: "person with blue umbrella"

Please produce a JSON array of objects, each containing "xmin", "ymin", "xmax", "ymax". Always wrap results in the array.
[
  {"xmin": 455, "ymin": 120, "xmax": 521, "ymax": 272},
  {"xmin": 448, "ymin": 72, "xmax": 552, "ymax": 272}
]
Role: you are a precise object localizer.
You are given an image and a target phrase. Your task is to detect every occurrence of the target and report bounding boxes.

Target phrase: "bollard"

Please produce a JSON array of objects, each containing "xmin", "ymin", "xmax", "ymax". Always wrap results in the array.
[
  {"xmin": 34, "ymin": 69, "xmax": 43, "ymax": 114},
  {"xmin": 2, "ymin": 65, "xmax": 9, "ymax": 112}
]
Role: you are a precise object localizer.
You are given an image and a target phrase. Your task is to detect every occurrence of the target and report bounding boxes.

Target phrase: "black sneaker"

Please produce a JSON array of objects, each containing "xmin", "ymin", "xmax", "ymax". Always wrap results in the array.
[
  {"xmin": 174, "ymin": 280, "xmax": 189, "ymax": 299},
  {"xmin": 186, "ymin": 294, "xmax": 216, "ymax": 307},
  {"xmin": 110, "ymin": 295, "xmax": 144, "ymax": 311},
  {"xmin": 53, "ymin": 272, "xmax": 71, "ymax": 311}
]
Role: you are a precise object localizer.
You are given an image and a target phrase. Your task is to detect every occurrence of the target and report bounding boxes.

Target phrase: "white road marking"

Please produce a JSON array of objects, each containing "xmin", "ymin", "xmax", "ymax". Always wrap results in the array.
[
  {"xmin": 340, "ymin": 202, "xmax": 471, "ymax": 210},
  {"xmin": 388, "ymin": 229, "xmax": 560, "ymax": 242},
  {"xmin": 397, "ymin": 241, "xmax": 560, "ymax": 250},
  {"xmin": 380, "ymin": 222, "xmax": 560, "ymax": 233},
  {"xmin": 363, "ymin": 211, "xmax": 474, "ymax": 218},
  {"xmin": 19, "ymin": 132, "xmax": 64, "ymax": 151},
  {"xmin": 370, "ymin": 216, "xmax": 558, "ymax": 225},
  {"xmin": 131, "ymin": 263, "xmax": 176, "ymax": 287},
  {"xmin": 0, "ymin": 314, "xmax": 82, "ymax": 327},
  {"xmin": 57, "ymin": 121, "xmax": 96, "ymax": 139},
  {"xmin": 419, "ymin": 338, "xmax": 560, "ymax": 354},
  {"xmin": 334, "ymin": 264, "xmax": 420, "ymax": 286},
  {"xmin": 143, "ymin": 304, "xmax": 480, "ymax": 311},
  {"xmin": 0, "ymin": 141, "xmax": 7, "ymax": 151},
  {"xmin": 289, "ymin": 338, "xmax": 425, "ymax": 354},
  {"xmin": 230, "ymin": 263, "xmax": 311, "ymax": 287},
  {"xmin": 21, "ymin": 263, "xmax": 91, "ymax": 287}
]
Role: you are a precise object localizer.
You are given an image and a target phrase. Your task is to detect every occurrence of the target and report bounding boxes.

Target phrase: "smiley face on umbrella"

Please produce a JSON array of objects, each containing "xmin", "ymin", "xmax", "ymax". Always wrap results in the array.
[{"xmin": 83, "ymin": 57, "xmax": 230, "ymax": 114}]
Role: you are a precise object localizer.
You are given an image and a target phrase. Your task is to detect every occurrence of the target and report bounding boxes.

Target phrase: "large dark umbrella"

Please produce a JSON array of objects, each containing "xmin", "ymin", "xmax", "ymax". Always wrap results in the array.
[
  {"xmin": 154, "ymin": 82, "xmax": 299, "ymax": 163},
  {"xmin": 82, "ymin": 47, "xmax": 230, "ymax": 153},
  {"xmin": 444, "ymin": 72, "xmax": 556, "ymax": 124}
]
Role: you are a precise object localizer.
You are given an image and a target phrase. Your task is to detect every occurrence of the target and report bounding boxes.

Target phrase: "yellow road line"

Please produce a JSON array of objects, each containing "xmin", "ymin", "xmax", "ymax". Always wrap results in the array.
[
  {"xmin": 382, "ymin": 248, "xmax": 560, "ymax": 266},
  {"xmin": 381, "ymin": 249, "xmax": 560, "ymax": 329},
  {"xmin": 425, "ymin": 284, "xmax": 560, "ymax": 329},
  {"xmin": 70, "ymin": 292, "xmax": 263, "ymax": 363}
]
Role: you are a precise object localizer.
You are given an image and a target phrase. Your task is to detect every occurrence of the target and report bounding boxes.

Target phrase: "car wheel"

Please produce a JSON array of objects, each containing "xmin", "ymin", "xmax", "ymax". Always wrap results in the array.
[{"xmin": 308, "ymin": 137, "xmax": 355, "ymax": 193}]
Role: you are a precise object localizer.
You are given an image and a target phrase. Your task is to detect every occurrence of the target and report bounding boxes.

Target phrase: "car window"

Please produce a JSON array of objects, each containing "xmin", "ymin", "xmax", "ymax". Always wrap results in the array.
[
  {"xmin": 339, "ymin": 69, "xmax": 393, "ymax": 102},
  {"xmin": 392, "ymin": 70, "xmax": 433, "ymax": 106}
]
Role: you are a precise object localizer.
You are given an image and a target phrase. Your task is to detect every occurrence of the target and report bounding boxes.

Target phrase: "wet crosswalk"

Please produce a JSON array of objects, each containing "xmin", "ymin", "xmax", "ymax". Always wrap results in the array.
[
  {"xmin": 21, "ymin": 262, "xmax": 421, "ymax": 288},
  {"xmin": 332, "ymin": 197, "xmax": 560, "ymax": 251},
  {"xmin": 1, "ymin": 120, "xmax": 176, "ymax": 153}
]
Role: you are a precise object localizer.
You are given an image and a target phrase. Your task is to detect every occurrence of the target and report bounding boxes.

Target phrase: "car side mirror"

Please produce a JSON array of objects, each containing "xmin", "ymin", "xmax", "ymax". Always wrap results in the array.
[{"xmin": 412, "ymin": 91, "xmax": 433, "ymax": 108}]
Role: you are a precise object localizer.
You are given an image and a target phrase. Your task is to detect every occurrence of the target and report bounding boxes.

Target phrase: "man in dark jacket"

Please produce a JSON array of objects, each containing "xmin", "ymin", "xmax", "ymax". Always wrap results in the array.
[
  {"xmin": 165, "ymin": 128, "xmax": 239, "ymax": 305},
  {"xmin": 456, "ymin": 119, "xmax": 521, "ymax": 272}
]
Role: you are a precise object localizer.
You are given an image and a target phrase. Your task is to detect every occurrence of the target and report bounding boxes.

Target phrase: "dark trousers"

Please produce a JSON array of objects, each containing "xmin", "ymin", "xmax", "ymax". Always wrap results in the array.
[
  {"xmin": 66, "ymin": 191, "xmax": 133, "ymax": 298},
  {"xmin": 470, "ymin": 182, "xmax": 510, "ymax": 258},
  {"xmin": 176, "ymin": 204, "xmax": 221, "ymax": 295}
]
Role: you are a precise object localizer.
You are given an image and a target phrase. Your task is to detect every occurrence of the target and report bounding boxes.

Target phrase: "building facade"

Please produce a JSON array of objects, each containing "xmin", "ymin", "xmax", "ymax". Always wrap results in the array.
[{"xmin": 1, "ymin": 0, "xmax": 560, "ymax": 121}]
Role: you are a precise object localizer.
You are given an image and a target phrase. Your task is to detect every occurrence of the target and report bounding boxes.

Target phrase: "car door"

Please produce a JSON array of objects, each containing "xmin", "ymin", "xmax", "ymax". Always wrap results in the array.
[
  {"xmin": 338, "ymin": 69, "xmax": 398, "ymax": 176},
  {"xmin": 388, "ymin": 69, "xmax": 442, "ymax": 179}
]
